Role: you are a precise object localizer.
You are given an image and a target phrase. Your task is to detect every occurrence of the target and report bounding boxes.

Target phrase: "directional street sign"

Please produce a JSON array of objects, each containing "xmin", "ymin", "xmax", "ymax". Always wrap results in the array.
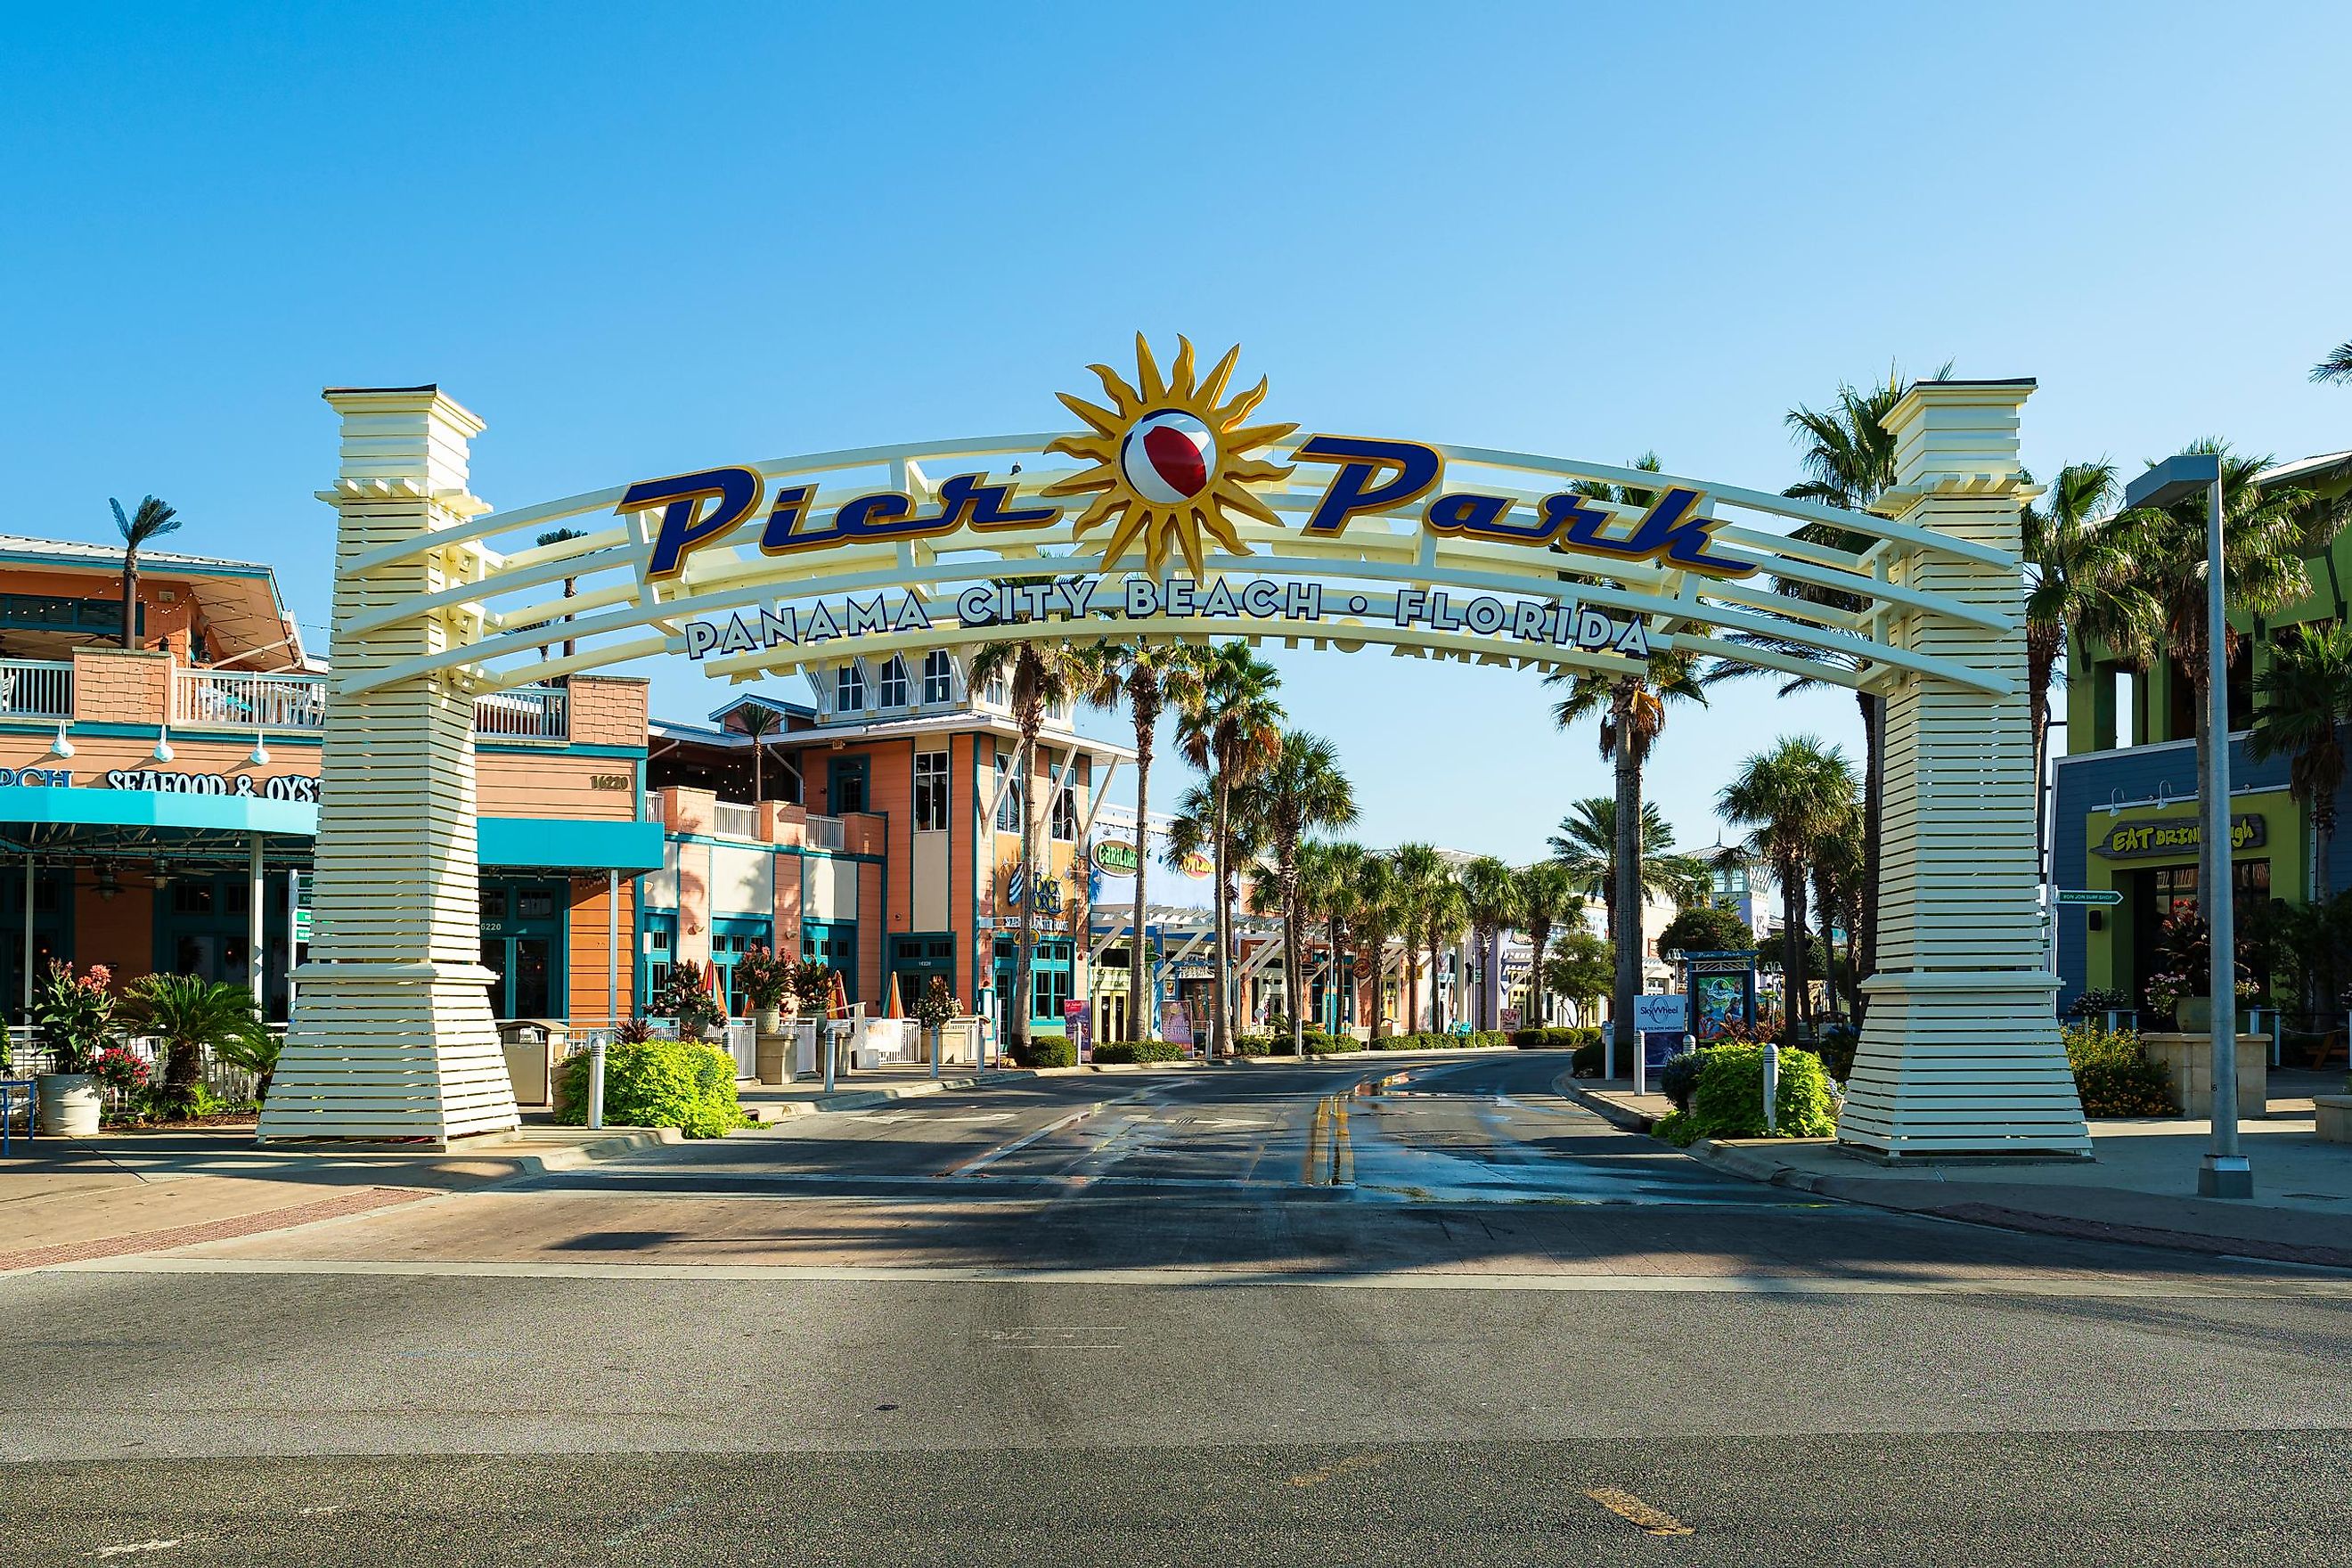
[{"xmin": 2054, "ymin": 889, "xmax": 2122, "ymax": 906}]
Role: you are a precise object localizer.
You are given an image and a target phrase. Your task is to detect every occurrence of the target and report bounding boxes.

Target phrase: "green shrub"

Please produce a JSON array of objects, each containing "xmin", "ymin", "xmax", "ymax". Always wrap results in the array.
[
  {"xmin": 1234, "ymin": 1031, "xmax": 1275, "ymax": 1054},
  {"xmin": 1090, "ymin": 1039, "xmax": 1187, "ymax": 1065},
  {"xmin": 1262, "ymin": 1030, "xmax": 1353, "ymax": 1056},
  {"xmin": 1571, "ymin": 1041, "xmax": 1605, "ymax": 1077},
  {"xmin": 1658, "ymin": 1049, "xmax": 1705, "ymax": 1114},
  {"xmin": 554, "ymin": 1040, "xmax": 745, "ymax": 1139},
  {"xmin": 2062, "ymin": 1024, "xmax": 2178, "ymax": 1117},
  {"xmin": 1012, "ymin": 1033, "xmax": 1076, "ymax": 1068},
  {"xmin": 1672, "ymin": 1043, "xmax": 1837, "ymax": 1140},
  {"xmin": 1811, "ymin": 1024, "xmax": 1860, "ymax": 1082}
]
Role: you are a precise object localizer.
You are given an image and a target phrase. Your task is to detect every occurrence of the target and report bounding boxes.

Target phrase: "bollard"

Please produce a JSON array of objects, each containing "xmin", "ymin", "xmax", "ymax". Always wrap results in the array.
[
  {"xmin": 1762, "ymin": 1038, "xmax": 1779, "ymax": 1135},
  {"xmin": 587, "ymin": 1034, "xmax": 607, "ymax": 1131},
  {"xmin": 931, "ymin": 1025, "xmax": 942, "ymax": 1081},
  {"xmin": 823, "ymin": 1025, "xmax": 837, "ymax": 1093}
]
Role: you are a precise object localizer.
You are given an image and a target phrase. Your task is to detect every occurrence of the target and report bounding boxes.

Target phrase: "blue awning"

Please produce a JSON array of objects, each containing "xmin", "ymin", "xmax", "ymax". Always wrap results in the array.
[{"xmin": 481, "ymin": 816, "xmax": 664, "ymax": 872}]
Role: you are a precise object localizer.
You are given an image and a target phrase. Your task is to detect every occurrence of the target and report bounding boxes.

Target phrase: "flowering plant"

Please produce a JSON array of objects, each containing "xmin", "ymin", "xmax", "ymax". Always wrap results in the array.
[
  {"xmin": 913, "ymin": 976, "xmax": 959, "ymax": 1032},
  {"xmin": 33, "ymin": 960, "xmax": 117, "ymax": 1074},
  {"xmin": 91, "ymin": 1046, "xmax": 150, "ymax": 1094},
  {"xmin": 652, "ymin": 960, "xmax": 728, "ymax": 1037},
  {"xmin": 788, "ymin": 960, "xmax": 837, "ymax": 1017},
  {"xmin": 734, "ymin": 943, "xmax": 793, "ymax": 1011}
]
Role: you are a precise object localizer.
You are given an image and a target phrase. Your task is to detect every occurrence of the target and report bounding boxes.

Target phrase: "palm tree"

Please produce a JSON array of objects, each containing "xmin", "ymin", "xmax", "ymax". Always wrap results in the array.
[
  {"xmin": 126, "ymin": 973, "xmax": 269, "ymax": 1116},
  {"xmin": 2021, "ymin": 461, "xmax": 2123, "ymax": 871},
  {"xmin": 1389, "ymin": 845, "xmax": 1444, "ymax": 1031},
  {"xmin": 1422, "ymin": 861, "xmax": 1468, "ymax": 1033},
  {"xmin": 1175, "ymin": 641, "xmax": 1285, "ymax": 1055},
  {"xmin": 1515, "ymin": 861, "xmax": 1580, "ymax": 1031},
  {"xmin": 2315, "ymin": 342, "xmax": 2352, "ymax": 384},
  {"xmin": 1808, "ymin": 799, "xmax": 1865, "ymax": 1021},
  {"xmin": 1718, "ymin": 363, "xmax": 1949, "ymax": 1005},
  {"xmin": 1547, "ymin": 796, "xmax": 1706, "ymax": 1009},
  {"xmin": 1548, "ymin": 650, "xmax": 1705, "ymax": 1062},
  {"xmin": 535, "ymin": 526, "xmax": 590, "ymax": 660},
  {"xmin": 109, "ymin": 496, "xmax": 182, "ymax": 651},
  {"xmin": 1249, "ymin": 732, "xmax": 1358, "ymax": 1055},
  {"xmin": 736, "ymin": 701, "xmax": 784, "ymax": 803},
  {"xmin": 2093, "ymin": 441, "xmax": 2327, "ymax": 919},
  {"xmin": 968, "ymin": 629, "xmax": 1099, "ymax": 1054},
  {"xmin": 1298, "ymin": 839, "xmax": 1365, "ymax": 1036},
  {"xmin": 2250, "ymin": 621, "xmax": 2352, "ymax": 904},
  {"xmin": 1349, "ymin": 851, "xmax": 1401, "ymax": 1037},
  {"xmin": 1719, "ymin": 736, "xmax": 1858, "ymax": 1039},
  {"xmin": 1457, "ymin": 856, "xmax": 1522, "ymax": 1032},
  {"xmin": 1089, "ymin": 641, "xmax": 1209, "ymax": 1041}
]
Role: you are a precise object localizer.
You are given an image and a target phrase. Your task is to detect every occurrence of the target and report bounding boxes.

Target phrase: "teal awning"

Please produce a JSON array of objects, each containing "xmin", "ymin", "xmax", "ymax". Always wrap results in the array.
[{"xmin": 0, "ymin": 786, "xmax": 662, "ymax": 873}]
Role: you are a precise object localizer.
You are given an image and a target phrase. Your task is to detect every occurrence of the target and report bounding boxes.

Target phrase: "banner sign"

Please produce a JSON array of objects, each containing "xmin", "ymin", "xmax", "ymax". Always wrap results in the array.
[
  {"xmin": 1090, "ymin": 839, "xmax": 1139, "ymax": 875},
  {"xmin": 0, "ymin": 767, "xmax": 318, "ymax": 801},
  {"xmin": 680, "ymin": 578, "xmax": 1654, "ymax": 664},
  {"xmin": 2093, "ymin": 813, "xmax": 2265, "ymax": 861}
]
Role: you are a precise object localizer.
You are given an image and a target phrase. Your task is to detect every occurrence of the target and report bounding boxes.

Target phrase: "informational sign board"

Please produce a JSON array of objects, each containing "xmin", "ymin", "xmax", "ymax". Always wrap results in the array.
[
  {"xmin": 1499, "ymin": 1007, "xmax": 1520, "ymax": 1031},
  {"xmin": 1633, "ymin": 994, "xmax": 1687, "ymax": 1033},
  {"xmin": 1160, "ymin": 1000, "xmax": 1194, "ymax": 1049},
  {"xmin": 2054, "ymin": 888, "xmax": 2122, "ymax": 906},
  {"xmin": 1065, "ymin": 999, "xmax": 1090, "ymax": 1058}
]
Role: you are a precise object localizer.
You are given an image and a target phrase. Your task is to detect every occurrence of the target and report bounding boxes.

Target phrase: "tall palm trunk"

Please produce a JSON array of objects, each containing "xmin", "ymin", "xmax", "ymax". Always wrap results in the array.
[
  {"xmin": 1526, "ymin": 923, "xmax": 1548, "ymax": 1032},
  {"xmin": 1211, "ymin": 777, "xmax": 1232, "ymax": 1057},
  {"xmin": 120, "ymin": 551, "xmax": 141, "ymax": 650},
  {"xmin": 1327, "ymin": 909, "xmax": 1345, "ymax": 1034},
  {"xmin": 1611, "ymin": 684, "xmax": 1643, "ymax": 1076},
  {"xmin": 1427, "ymin": 928, "xmax": 1445, "ymax": 1033},
  {"xmin": 1130, "ymin": 737, "xmax": 1153, "ymax": 1043},
  {"xmin": 1811, "ymin": 863, "xmax": 1837, "ymax": 1021},
  {"xmin": 1280, "ymin": 856, "xmax": 1303, "ymax": 1055},
  {"xmin": 1013, "ymin": 728, "xmax": 1039, "ymax": 1053},
  {"xmin": 1404, "ymin": 931, "xmax": 1421, "ymax": 1033},
  {"xmin": 1779, "ymin": 863, "xmax": 1805, "ymax": 1042}
]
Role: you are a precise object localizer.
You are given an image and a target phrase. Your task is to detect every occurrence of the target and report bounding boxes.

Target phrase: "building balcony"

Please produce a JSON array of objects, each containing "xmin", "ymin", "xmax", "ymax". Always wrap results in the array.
[{"xmin": 0, "ymin": 652, "xmax": 584, "ymax": 745}]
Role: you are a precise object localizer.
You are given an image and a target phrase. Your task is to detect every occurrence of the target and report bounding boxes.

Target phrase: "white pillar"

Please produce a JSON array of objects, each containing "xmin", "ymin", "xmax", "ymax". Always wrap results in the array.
[
  {"xmin": 258, "ymin": 387, "xmax": 517, "ymax": 1146},
  {"xmin": 247, "ymin": 833, "xmax": 265, "ymax": 1009},
  {"xmin": 607, "ymin": 867, "xmax": 620, "ymax": 1027},
  {"xmin": 1839, "ymin": 380, "xmax": 2090, "ymax": 1157}
]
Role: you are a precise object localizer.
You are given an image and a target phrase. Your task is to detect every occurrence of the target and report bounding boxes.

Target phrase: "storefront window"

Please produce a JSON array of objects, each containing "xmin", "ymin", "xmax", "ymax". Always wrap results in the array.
[
  {"xmin": 923, "ymin": 650, "xmax": 953, "ymax": 704},
  {"xmin": 878, "ymin": 656, "xmax": 909, "ymax": 708},
  {"xmin": 913, "ymin": 751, "xmax": 948, "ymax": 831}
]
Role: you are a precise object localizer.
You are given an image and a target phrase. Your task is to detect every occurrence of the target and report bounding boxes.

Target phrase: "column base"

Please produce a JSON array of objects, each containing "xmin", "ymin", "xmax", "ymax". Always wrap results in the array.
[
  {"xmin": 2198, "ymin": 1154, "xmax": 2254, "ymax": 1199},
  {"xmin": 1836, "ymin": 969, "xmax": 2090, "ymax": 1157},
  {"xmin": 257, "ymin": 962, "xmax": 518, "ymax": 1143}
]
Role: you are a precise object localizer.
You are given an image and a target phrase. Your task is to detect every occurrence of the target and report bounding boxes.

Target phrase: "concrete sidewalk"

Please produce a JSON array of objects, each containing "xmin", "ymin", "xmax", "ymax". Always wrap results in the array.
[
  {"xmin": 1567, "ymin": 1077, "xmax": 2352, "ymax": 1268},
  {"xmin": 0, "ymin": 1124, "xmax": 678, "ymax": 1270}
]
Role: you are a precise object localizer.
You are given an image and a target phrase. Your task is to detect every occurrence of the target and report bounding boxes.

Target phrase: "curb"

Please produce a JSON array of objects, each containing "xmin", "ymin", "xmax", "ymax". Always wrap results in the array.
[
  {"xmin": 1676, "ymin": 1136, "xmax": 2352, "ymax": 1271},
  {"xmin": 1558, "ymin": 1077, "xmax": 1656, "ymax": 1132}
]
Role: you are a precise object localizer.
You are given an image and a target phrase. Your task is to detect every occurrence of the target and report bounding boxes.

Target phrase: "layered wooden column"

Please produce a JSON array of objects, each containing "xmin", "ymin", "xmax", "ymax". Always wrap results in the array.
[
  {"xmin": 1838, "ymin": 380, "xmax": 2091, "ymax": 1158},
  {"xmin": 257, "ymin": 387, "xmax": 517, "ymax": 1145}
]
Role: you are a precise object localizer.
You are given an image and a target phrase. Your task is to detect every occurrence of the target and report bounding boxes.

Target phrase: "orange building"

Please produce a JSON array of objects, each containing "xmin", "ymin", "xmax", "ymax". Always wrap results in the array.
[
  {"xmin": 644, "ymin": 651, "xmax": 1131, "ymax": 1038},
  {"xmin": 0, "ymin": 536, "xmax": 657, "ymax": 1026}
]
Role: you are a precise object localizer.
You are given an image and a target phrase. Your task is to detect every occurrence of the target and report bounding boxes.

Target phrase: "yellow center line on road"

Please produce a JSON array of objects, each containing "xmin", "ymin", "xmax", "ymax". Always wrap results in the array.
[
  {"xmin": 1288, "ymin": 1453, "xmax": 1388, "ymax": 1487},
  {"xmin": 1585, "ymin": 1487, "xmax": 1694, "ymax": 1536}
]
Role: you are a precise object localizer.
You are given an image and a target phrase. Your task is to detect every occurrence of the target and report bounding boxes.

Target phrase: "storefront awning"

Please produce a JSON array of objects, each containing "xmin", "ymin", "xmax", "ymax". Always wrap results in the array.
[{"xmin": 0, "ymin": 786, "xmax": 663, "ymax": 873}]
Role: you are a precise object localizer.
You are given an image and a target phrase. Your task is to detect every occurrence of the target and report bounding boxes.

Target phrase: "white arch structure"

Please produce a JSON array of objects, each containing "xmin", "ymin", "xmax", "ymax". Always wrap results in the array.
[{"xmin": 259, "ymin": 376, "xmax": 2089, "ymax": 1159}]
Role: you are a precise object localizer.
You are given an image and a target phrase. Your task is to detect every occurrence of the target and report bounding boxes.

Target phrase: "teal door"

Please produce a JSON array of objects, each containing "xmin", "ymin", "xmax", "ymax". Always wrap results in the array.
[
  {"xmin": 479, "ymin": 878, "xmax": 565, "ymax": 1020},
  {"xmin": 888, "ymin": 933, "xmax": 956, "ymax": 1012},
  {"xmin": 709, "ymin": 917, "xmax": 774, "ymax": 1017},
  {"xmin": 993, "ymin": 937, "xmax": 1073, "ymax": 1033},
  {"xmin": 802, "ymin": 919, "xmax": 857, "ymax": 1007},
  {"xmin": 828, "ymin": 755, "xmax": 870, "ymax": 816}
]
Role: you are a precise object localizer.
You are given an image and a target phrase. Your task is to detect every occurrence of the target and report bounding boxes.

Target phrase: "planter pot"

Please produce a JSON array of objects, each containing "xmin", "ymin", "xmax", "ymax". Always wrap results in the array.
[
  {"xmin": 2137, "ymin": 1032, "xmax": 2270, "ymax": 1121},
  {"xmin": 36, "ymin": 1073, "xmax": 101, "ymax": 1138},
  {"xmin": 2172, "ymin": 997, "xmax": 2256, "ymax": 1036},
  {"xmin": 754, "ymin": 1031, "xmax": 794, "ymax": 1085},
  {"xmin": 755, "ymin": 1007, "xmax": 785, "ymax": 1035}
]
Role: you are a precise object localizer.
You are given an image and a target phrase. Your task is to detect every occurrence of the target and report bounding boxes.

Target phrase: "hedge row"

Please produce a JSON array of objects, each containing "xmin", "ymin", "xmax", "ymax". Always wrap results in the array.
[
  {"xmin": 553, "ymin": 1040, "xmax": 746, "ymax": 1139},
  {"xmin": 1090, "ymin": 1039, "xmax": 1188, "ymax": 1065}
]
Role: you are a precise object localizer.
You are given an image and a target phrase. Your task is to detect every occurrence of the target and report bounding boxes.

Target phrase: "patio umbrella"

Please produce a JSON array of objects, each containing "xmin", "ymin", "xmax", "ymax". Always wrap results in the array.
[
  {"xmin": 830, "ymin": 970, "xmax": 849, "ymax": 1018},
  {"xmin": 885, "ymin": 972, "xmax": 904, "ymax": 1018}
]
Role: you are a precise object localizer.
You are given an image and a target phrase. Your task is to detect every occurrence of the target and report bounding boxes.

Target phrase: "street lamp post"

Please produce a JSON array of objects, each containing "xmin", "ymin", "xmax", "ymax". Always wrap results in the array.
[{"xmin": 2123, "ymin": 453, "xmax": 2250, "ymax": 1198}]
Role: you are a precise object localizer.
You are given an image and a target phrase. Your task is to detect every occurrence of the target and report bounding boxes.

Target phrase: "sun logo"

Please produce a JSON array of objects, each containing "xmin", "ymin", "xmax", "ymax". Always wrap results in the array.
[{"xmin": 1044, "ymin": 335, "xmax": 1296, "ymax": 579}]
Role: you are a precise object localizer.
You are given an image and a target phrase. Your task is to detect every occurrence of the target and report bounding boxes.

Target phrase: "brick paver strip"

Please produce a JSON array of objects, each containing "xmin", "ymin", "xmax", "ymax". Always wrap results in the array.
[
  {"xmin": 1931, "ymin": 1201, "xmax": 2352, "ymax": 1270},
  {"xmin": 0, "ymin": 1186, "xmax": 429, "ymax": 1273}
]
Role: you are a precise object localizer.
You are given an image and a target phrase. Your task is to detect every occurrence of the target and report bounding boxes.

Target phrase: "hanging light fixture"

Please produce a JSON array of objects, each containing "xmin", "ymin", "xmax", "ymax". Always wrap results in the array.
[
  {"xmin": 150, "ymin": 862, "xmax": 171, "ymax": 889},
  {"xmin": 48, "ymin": 721, "xmax": 73, "ymax": 759},
  {"xmin": 151, "ymin": 723, "xmax": 174, "ymax": 764},
  {"xmin": 249, "ymin": 729, "xmax": 270, "ymax": 767},
  {"xmin": 94, "ymin": 862, "xmax": 121, "ymax": 901}
]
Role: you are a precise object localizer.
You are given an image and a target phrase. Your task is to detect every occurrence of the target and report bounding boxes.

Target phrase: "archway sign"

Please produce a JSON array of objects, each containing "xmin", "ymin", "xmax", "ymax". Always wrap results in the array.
[{"xmin": 258, "ymin": 339, "xmax": 2089, "ymax": 1159}]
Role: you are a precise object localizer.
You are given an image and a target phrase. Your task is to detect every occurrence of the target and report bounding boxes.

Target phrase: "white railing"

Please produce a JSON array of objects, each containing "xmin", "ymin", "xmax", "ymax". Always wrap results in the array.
[
  {"xmin": 806, "ymin": 813, "xmax": 845, "ymax": 851},
  {"xmin": 175, "ymin": 669, "xmax": 327, "ymax": 730},
  {"xmin": 0, "ymin": 658, "xmax": 74, "ymax": 721},
  {"xmin": 712, "ymin": 801, "xmax": 758, "ymax": 837},
  {"xmin": 472, "ymin": 685, "xmax": 568, "ymax": 740}
]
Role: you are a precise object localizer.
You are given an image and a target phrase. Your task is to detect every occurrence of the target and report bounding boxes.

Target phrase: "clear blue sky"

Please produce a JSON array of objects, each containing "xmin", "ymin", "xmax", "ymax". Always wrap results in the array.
[{"xmin": 5, "ymin": 2, "xmax": 2348, "ymax": 865}]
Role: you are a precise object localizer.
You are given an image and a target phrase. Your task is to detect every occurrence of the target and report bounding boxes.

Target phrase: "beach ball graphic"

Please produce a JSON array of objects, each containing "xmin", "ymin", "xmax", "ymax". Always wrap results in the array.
[{"xmin": 1120, "ymin": 410, "xmax": 1217, "ymax": 504}]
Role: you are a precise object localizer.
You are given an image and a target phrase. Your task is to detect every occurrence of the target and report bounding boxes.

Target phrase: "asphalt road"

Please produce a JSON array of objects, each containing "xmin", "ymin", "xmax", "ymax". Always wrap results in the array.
[{"xmin": 4, "ymin": 1051, "xmax": 2349, "ymax": 1565}]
